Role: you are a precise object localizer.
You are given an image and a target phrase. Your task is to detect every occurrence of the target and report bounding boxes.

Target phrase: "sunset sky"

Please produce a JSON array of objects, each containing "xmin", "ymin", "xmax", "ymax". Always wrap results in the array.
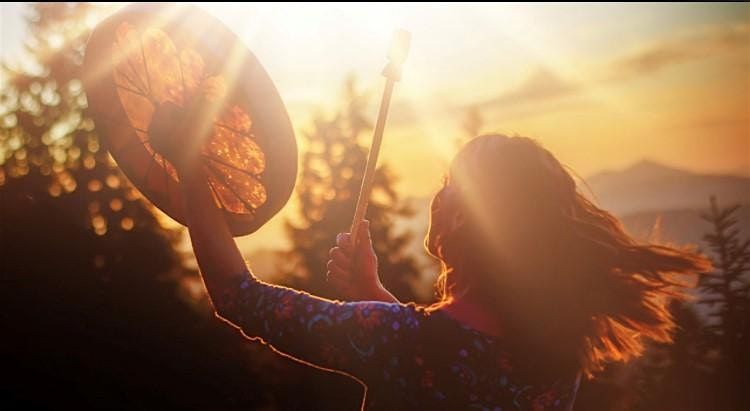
[
  {"xmin": 2, "ymin": 2, "xmax": 748, "ymax": 252},
  {"xmin": 204, "ymin": 2, "xmax": 749, "ymax": 189}
]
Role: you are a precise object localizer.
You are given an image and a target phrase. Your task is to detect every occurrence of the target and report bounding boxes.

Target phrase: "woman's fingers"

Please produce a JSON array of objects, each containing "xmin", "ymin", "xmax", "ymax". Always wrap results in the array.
[
  {"xmin": 326, "ymin": 265, "xmax": 349, "ymax": 281},
  {"xmin": 335, "ymin": 220, "xmax": 370, "ymax": 251},
  {"xmin": 326, "ymin": 259, "xmax": 350, "ymax": 277},
  {"xmin": 351, "ymin": 220, "xmax": 374, "ymax": 256},
  {"xmin": 328, "ymin": 246, "xmax": 352, "ymax": 267},
  {"xmin": 358, "ymin": 220, "xmax": 371, "ymax": 238},
  {"xmin": 326, "ymin": 262, "xmax": 354, "ymax": 294},
  {"xmin": 326, "ymin": 271, "xmax": 352, "ymax": 295},
  {"xmin": 329, "ymin": 221, "xmax": 375, "ymax": 299},
  {"xmin": 336, "ymin": 232, "xmax": 353, "ymax": 251}
]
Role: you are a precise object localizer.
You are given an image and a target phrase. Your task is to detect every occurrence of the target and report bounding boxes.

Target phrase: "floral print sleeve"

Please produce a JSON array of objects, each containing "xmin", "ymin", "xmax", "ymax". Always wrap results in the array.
[
  {"xmin": 213, "ymin": 268, "xmax": 581, "ymax": 410},
  {"xmin": 212, "ymin": 269, "xmax": 420, "ymax": 381}
]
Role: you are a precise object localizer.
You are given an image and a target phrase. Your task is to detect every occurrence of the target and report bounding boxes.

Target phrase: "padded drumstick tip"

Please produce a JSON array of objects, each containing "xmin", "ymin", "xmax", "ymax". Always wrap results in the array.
[{"xmin": 388, "ymin": 29, "xmax": 411, "ymax": 66}]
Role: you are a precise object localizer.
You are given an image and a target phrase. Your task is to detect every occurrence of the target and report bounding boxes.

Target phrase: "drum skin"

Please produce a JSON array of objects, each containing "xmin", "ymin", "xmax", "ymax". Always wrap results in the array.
[{"xmin": 83, "ymin": 3, "xmax": 297, "ymax": 236}]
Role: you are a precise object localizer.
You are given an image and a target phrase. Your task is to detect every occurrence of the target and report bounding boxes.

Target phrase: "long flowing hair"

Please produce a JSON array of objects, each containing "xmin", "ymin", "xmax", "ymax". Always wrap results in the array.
[{"xmin": 426, "ymin": 135, "xmax": 711, "ymax": 377}]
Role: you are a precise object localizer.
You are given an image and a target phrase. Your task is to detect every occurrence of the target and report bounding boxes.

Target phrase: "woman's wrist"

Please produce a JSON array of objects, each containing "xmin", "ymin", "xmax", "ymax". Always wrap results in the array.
[{"xmin": 367, "ymin": 281, "xmax": 399, "ymax": 303}]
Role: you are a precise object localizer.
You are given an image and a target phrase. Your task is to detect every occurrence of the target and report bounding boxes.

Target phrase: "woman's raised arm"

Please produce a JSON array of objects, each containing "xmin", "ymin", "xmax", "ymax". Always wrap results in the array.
[
  {"xmin": 149, "ymin": 100, "xmax": 248, "ymax": 301},
  {"xmin": 179, "ymin": 165, "xmax": 248, "ymax": 301},
  {"xmin": 150, "ymin": 104, "xmax": 420, "ymax": 382}
]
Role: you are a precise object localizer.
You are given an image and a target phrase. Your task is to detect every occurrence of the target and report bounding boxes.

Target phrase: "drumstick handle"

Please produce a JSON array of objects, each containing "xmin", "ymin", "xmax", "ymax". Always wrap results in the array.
[{"xmin": 350, "ymin": 77, "xmax": 396, "ymax": 242}]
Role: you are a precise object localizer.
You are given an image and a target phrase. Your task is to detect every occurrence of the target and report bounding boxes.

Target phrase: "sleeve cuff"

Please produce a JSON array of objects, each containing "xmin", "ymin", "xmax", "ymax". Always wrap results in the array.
[{"xmin": 212, "ymin": 267, "xmax": 255, "ymax": 315}]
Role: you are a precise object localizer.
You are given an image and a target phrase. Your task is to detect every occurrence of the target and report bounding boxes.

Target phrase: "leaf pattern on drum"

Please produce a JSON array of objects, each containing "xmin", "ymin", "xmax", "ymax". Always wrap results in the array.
[{"xmin": 110, "ymin": 21, "xmax": 267, "ymax": 215}]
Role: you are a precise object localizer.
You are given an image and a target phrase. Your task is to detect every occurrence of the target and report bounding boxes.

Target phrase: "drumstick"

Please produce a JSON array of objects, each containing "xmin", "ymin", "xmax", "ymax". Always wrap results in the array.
[{"xmin": 350, "ymin": 29, "xmax": 411, "ymax": 243}]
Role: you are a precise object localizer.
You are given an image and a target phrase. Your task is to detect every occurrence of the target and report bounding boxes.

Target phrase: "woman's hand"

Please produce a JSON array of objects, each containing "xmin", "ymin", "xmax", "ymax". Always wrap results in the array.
[
  {"xmin": 149, "ymin": 98, "xmax": 209, "ymax": 173},
  {"xmin": 327, "ymin": 221, "xmax": 399, "ymax": 303},
  {"xmin": 149, "ymin": 99, "xmax": 247, "ymax": 299}
]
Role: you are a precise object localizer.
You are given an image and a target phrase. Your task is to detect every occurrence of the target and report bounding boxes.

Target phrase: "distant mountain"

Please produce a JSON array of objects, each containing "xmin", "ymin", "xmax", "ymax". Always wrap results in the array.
[
  {"xmin": 239, "ymin": 160, "xmax": 748, "ymax": 294},
  {"xmin": 401, "ymin": 160, "xmax": 749, "ymax": 249},
  {"xmin": 586, "ymin": 160, "xmax": 750, "ymax": 215},
  {"xmin": 619, "ymin": 206, "xmax": 750, "ymax": 247}
]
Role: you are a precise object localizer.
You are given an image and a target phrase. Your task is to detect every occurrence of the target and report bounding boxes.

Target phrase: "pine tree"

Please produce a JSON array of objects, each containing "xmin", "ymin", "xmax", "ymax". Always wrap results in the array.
[
  {"xmin": 0, "ymin": 5, "xmax": 325, "ymax": 409},
  {"xmin": 281, "ymin": 76, "xmax": 425, "ymax": 303},
  {"xmin": 699, "ymin": 197, "xmax": 750, "ymax": 354},
  {"xmin": 1, "ymin": 3, "xmax": 178, "ymax": 255},
  {"xmin": 698, "ymin": 196, "xmax": 750, "ymax": 409},
  {"xmin": 629, "ymin": 301, "xmax": 713, "ymax": 411},
  {"xmin": 457, "ymin": 104, "xmax": 484, "ymax": 147}
]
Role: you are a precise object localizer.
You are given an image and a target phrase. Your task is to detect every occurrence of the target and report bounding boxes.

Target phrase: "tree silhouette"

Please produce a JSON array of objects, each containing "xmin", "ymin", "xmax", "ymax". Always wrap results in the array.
[
  {"xmin": 1, "ymin": 5, "xmax": 365, "ymax": 409},
  {"xmin": 697, "ymin": 196, "xmax": 750, "ymax": 409},
  {"xmin": 578, "ymin": 198, "xmax": 749, "ymax": 411},
  {"xmin": 628, "ymin": 301, "xmax": 713, "ymax": 411},
  {"xmin": 280, "ymin": 77, "xmax": 425, "ymax": 303}
]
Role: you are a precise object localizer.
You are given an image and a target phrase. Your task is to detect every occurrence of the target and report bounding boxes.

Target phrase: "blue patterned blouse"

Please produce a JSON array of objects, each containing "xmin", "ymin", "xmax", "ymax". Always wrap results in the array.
[{"xmin": 213, "ymin": 270, "xmax": 581, "ymax": 410}]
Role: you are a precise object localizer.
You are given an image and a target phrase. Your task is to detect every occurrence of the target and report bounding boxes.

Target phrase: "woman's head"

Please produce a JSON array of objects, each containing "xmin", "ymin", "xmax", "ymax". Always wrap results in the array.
[
  {"xmin": 427, "ymin": 135, "xmax": 578, "ymax": 277},
  {"xmin": 426, "ymin": 135, "xmax": 710, "ymax": 376}
]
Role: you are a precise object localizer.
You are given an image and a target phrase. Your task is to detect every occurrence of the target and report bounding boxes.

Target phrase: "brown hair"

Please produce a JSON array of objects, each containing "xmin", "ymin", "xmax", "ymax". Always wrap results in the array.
[{"xmin": 426, "ymin": 135, "xmax": 711, "ymax": 377}]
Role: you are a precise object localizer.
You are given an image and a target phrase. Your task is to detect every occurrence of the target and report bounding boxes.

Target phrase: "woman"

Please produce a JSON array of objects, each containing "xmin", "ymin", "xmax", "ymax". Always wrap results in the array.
[{"xmin": 152, "ymin": 107, "xmax": 709, "ymax": 409}]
